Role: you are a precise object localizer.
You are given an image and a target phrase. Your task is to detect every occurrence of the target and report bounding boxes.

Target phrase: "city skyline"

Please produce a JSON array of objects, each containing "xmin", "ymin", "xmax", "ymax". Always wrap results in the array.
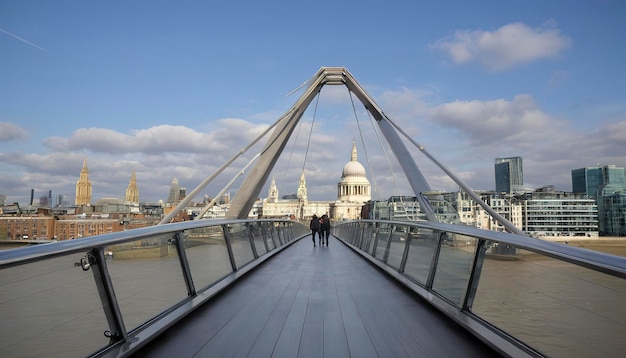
[
  {"xmin": 2, "ymin": 1, "xmax": 625, "ymax": 205},
  {"xmin": 2, "ymin": 158, "xmax": 622, "ymax": 208}
]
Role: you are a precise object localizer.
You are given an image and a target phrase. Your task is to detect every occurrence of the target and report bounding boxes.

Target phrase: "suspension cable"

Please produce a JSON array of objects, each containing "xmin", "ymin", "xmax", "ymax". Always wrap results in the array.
[
  {"xmin": 348, "ymin": 89, "xmax": 374, "ymax": 179},
  {"xmin": 280, "ymin": 92, "xmax": 319, "ymax": 197},
  {"xmin": 158, "ymin": 110, "xmax": 291, "ymax": 224},
  {"xmin": 302, "ymin": 91, "xmax": 321, "ymax": 174},
  {"xmin": 384, "ymin": 115, "xmax": 525, "ymax": 234},
  {"xmin": 364, "ymin": 109, "xmax": 412, "ymax": 218}
]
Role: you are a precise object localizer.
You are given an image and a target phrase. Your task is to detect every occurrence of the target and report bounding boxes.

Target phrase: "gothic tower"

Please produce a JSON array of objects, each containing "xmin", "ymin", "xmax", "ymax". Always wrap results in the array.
[
  {"xmin": 267, "ymin": 177, "xmax": 278, "ymax": 203},
  {"xmin": 297, "ymin": 172, "xmax": 308, "ymax": 202},
  {"xmin": 75, "ymin": 159, "xmax": 92, "ymax": 206},
  {"xmin": 125, "ymin": 169, "xmax": 139, "ymax": 203}
]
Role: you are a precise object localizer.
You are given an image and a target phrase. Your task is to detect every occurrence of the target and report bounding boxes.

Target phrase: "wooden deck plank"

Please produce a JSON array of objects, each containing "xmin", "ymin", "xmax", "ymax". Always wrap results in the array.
[{"xmin": 135, "ymin": 235, "xmax": 499, "ymax": 357}]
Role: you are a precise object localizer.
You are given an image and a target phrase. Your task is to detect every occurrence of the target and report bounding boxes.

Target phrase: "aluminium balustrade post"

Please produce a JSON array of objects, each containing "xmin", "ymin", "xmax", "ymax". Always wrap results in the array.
[
  {"xmin": 361, "ymin": 223, "xmax": 368, "ymax": 249},
  {"xmin": 399, "ymin": 226, "xmax": 413, "ymax": 274},
  {"xmin": 247, "ymin": 223, "xmax": 259, "ymax": 259},
  {"xmin": 365, "ymin": 222, "xmax": 378, "ymax": 253},
  {"xmin": 173, "ymin": 231, "xmax": 196, "ymax": 297},
  {"xmin": 462, "ymin": 239, "xmax": 488, "ymax": 311},
  {"xmin": 222, "ymin": 224, "xmax": 238, "ymax": 272},
  {"xmin": 361, "ymin": 223, "xmax": 368, "ymax": 250},
  {"xmin": 370, "ymin": 222, "xmax": 377, "ymax": 252},
  {"xmin": 285, "ymin": 222, "xmax": 292, "ymax": 243},
  {"xmin": 349, "ymin": 223, "xmax": 356, "ymax": 245},
  {"xmin": 426, "ymin": 231, "xmax": 446, "ymax": 290},
  {"xmin": 261, "ymin": 222, "xmax": 273, "ymax": 248},
  {"xmin": 370, "ymin": 221, "xmax": 381, "ymax": 257},
  {"xmin": 363, "ymin": 222, "xmax": 373, "ymax": 251},
  {"xmin": 280, "ymin": 222, "xmax": 286, "ymax": 244},
  {"xmin": 267, "ymin": 223, "xmax": 274, "ymax": 246},
  {"xmin": 88, "ymin": 248, "xmax": 128, "ymax": 343},
  {"xmin": 273, "ymin": 222, "xmax": 280, "ymax": 246},
  {"xmin": 274, "ymin": 223, "xmax": 283, "ymax": 246},
  {"xmin": 259, "ymin": 222, "xmax": 271, "ymax": 252},
  {"xmin": 383, "ymin": 225, "xmax": 394, "ymax": 263}
]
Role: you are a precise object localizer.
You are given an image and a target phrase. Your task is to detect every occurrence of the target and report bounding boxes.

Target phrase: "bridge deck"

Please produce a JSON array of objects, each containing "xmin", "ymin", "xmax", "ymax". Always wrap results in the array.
[{"xmin": 135, "ymin": 235, "xmax": 500, "ymax": 357}]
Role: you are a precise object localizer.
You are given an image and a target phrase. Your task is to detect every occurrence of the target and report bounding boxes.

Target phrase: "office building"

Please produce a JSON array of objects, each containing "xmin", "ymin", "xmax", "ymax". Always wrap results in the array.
[
  {"xmin": 519, "ymin": 186, "xmax": 598, "ymax": 238},
  {"xmin": 495, "ymin": 157, "xmax": 524, "ymax": 193},
  {"xmin": 572, "ymin": 165, "xmax": 626, "ymax": 236}
]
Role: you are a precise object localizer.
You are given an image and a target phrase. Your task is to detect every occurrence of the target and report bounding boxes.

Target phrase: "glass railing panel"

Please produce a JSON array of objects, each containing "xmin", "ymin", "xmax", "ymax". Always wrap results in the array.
[
  {"xmin": 361, "ymin": 224, "xmax": 374, "ymax": 252},
  {"xmin": 355, "ymin": 224, "xmax": 365, "ymax": 248},
  {"xmin": 279, "ymin": 224, "xmax": 288, "ymax": 245},
  {"xmin": 471, "ymin": 245, "xmax": 626, "ymax": 357},
  {"xmin": 107, "ymin": 234, "xmax": 188, "ymax": 331},
  {"xmin": 227, "ymin": 223, "xmax": 255, "ymax": 268},
  {"xmin": 386, "ymin": 225, "xmax": 408, "ymax": 270},
  {"xmin": 250, "ymin": 222, "xmax": 270, "ymax": 255},
  {"xmin": 294, "ymin": 222, "xmax": 309, "ymax": 238},
  {"xmin": 369, "ymin": 223, "xmax": 382, "ymax": 256},
  {"xmin": 270, "ymin": 224, "xmax": 279, "ymax": 246},
  {"xmin": 0, "ymin": 253, "xmax": 110, "ymax": 357},
  {"xmin": 183, "ymin": 226, "xmax": 232, "ymax": 291},
  {"xmin": 374, "ymin": 224, "xmax": 391, "ymax": 260},
  {"xmin": 432, "ymin": 233, "xmax": 477, "ymax": 305},
  {"xmin": 267, "ymin": 223, "xmax": 279, "ymax": 249},
  {"xmin": 403, "ymin": 228, "xmax": 438, "ymax": 285}
]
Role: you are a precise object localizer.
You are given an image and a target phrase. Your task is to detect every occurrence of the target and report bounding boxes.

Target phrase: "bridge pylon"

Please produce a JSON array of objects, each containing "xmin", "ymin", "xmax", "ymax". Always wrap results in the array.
[{"xmin": 227, "ymin": 67, "xmax": 435, "ymax": 220}]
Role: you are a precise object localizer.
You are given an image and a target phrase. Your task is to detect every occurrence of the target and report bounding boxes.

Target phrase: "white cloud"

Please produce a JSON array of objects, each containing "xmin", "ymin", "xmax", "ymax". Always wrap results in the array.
[
  {"xmin": 431, "ymin": 21, "xmax": 571, "ymax": 71},
  {"xmin": 429, "ymin": 94, "xmax": 562, "ymax": 147},
  {"xmin": 2, "ymin": 87, "xmax": 625, "ymax": 205},
  {"xmin": 42, "ymin": 121, "xmax": 269, "ymax": 155},
  {"xmin": 0, "ymin": 122, "xmax": 28, "ymax": 142}
]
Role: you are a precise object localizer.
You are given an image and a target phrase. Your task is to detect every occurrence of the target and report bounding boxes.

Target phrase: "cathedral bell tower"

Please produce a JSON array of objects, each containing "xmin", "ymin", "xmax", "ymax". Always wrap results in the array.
[
  {"xmin": 125, "ymin": 169, "xmax": 139, "ymax": 203},
  {"xmin": 267, "ymin": 177, "xmax": 279, "ymax": 203},
  {"xmin": 75, "ymin": 159, "xmax": 92, "ymax": 206},
  {"xmin": 297, "ymin": 172, "xmax": 308, "ymax": 202}
]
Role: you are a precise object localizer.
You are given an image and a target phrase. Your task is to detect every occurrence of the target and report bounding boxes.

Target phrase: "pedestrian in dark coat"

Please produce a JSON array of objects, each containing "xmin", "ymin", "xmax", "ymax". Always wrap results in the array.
[
  {"xmin": 321, "ymin": 214, "xmax": 331, "ymax": 246},
  {"xmin": 310, "ymin": 214, "xmax": 321, "ymax": 246}
]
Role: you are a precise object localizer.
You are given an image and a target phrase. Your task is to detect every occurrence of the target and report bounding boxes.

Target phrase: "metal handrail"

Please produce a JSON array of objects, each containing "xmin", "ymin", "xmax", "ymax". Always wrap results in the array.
[
  {"xmin": 0, "ymin": 218, "xmax": 308, "ymax": 358},
  {"xmin": 333, "ymin": 219, "xmax": 626, "ymax": 357},
  {"xmin": 0, "ymin": 219, "xmax": 294, "ymax": 267},
  {"xmin": 3, "ymin": 218, "xmax": 624, "ymax": 357}
]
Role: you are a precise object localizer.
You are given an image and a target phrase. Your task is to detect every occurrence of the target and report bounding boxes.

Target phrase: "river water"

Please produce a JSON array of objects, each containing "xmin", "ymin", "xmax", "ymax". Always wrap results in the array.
[{"xmin": 1, "ymin": 237, "xmax": 625, "ymax": 357}]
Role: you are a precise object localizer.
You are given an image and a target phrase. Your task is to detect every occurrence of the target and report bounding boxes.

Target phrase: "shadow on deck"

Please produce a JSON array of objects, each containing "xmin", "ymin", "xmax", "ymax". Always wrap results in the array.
[{"xmin": 135, "ymin": 235, "xmax": 500, "ymax": 357}]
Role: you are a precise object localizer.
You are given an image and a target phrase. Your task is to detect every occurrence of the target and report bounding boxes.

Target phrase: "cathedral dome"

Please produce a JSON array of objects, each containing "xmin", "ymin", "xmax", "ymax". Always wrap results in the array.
[
  {"xmin": 341, "ymin": 141, "xmax": 367, "ymax": 178},
  {"xmin": 337, "ymin": 142, "xmax": 371, "ymax": 204},
  {"xmin": 342, "ymin": 160, "xmax": 366, "ymax": 178}
]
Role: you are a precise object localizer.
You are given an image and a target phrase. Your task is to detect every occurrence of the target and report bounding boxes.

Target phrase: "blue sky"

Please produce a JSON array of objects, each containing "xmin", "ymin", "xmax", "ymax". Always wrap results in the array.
[{"xmin": 1, "ymin": 0, "xmax": 625, "ymax": 205}]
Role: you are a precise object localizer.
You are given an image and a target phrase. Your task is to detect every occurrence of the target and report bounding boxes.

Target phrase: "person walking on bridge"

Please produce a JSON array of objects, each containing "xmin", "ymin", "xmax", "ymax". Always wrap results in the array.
[
  {"xmin": 321, "ymin": 214, "xmax": 330, "ymax": 246},
  {"xmin": 310, "ymin": 214, "xmax": 321, "ymax": 246}
]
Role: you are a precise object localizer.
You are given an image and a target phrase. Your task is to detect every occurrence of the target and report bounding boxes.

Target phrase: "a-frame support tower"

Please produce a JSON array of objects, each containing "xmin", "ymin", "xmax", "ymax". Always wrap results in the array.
[{"xmin": 226, "ymin": 67, "xmax": 434, "ymax": 220}]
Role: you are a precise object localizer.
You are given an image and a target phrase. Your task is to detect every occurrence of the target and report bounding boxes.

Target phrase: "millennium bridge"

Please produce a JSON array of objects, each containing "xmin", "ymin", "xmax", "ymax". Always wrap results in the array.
[{"xmin": 1, "ymin": 68, "xmax": 625, "ymax": 357}]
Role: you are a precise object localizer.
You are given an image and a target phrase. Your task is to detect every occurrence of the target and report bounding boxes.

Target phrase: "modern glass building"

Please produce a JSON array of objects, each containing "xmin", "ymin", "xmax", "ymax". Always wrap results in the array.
[
  {"xmin": 495, "ymin": 156, "xmax": 524, "ymax": 193},
  {"xmin": 572, "ymin": 165, "xmax": 626, "ymax": 236},
  {"xmin": 572, "ymin": 167, "xmax": 603, "ymax": 198},
  {"xmin": 522, "ymin": 198, "xmax": 598, "ymax": 238}
]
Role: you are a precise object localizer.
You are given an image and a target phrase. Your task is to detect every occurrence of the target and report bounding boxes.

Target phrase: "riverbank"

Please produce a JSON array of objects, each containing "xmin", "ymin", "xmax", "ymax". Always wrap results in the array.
[{"xmin": 540, "ymin": 236, "xmax": 626, "ymax": 257}]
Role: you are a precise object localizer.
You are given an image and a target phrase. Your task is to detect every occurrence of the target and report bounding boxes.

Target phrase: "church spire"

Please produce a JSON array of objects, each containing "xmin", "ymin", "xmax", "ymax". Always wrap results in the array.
[
  {"xmin": 125, "ymin": 169, "xmax": 139, "ymax": 203},
  {"xmin": 267, "ymin": 177, "xmax": 278, "ymax": 203},
  {"xmin": 297, "ymin": 172, "xmax": 308, "ymax": 202},
  {"xmin": 351, "ymin": 140, "xmax": 357, "ymax": 161},
  {"xmin": 75, "ymin": 158, "xmax": 92, "ymax": 206}
]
